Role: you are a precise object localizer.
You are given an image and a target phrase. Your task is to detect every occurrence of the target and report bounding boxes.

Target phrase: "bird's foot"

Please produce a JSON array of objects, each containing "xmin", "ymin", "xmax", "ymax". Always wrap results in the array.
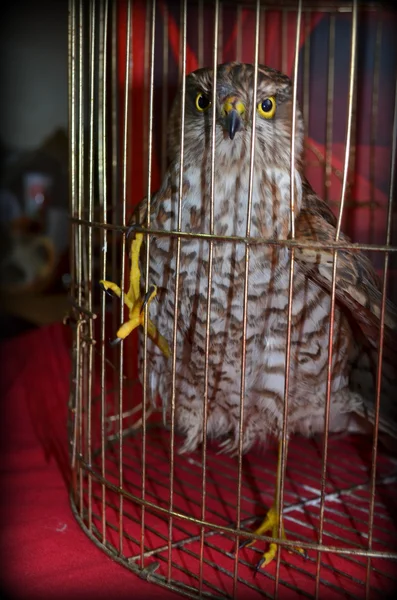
[
  {"xmin": 240, "ymin": 505, "xmax": 306, "ymax": 569},
  {"xmin": 99, "ymin": 230, "xmax": 170, "ymax": 358}
]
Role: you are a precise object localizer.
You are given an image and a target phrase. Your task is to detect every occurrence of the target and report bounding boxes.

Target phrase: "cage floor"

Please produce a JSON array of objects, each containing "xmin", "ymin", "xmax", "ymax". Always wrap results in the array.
[{"xmin": 78, "ymin": 426, "xmax": 397, "ymax": 599}]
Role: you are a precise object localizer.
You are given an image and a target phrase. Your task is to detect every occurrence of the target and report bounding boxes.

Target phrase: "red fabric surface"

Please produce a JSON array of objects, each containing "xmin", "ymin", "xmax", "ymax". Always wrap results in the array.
[
  {"xmin": 0, "ymin": 323, "xmax": 177, "ymax": 600},
  {"xmin": 1, "ymin": 324, "xmax": 396, "ymax": 599}
]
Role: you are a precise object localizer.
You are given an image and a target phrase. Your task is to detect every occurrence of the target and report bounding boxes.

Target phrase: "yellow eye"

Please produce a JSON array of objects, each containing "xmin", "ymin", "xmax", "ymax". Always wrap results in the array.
[
  {"xmin": 195, "ymin": 93, "xmax": 211, "ymax": 112},
  {"xmin": 257, "ymin": 96, "xmax": 276, "ymax": 119}
]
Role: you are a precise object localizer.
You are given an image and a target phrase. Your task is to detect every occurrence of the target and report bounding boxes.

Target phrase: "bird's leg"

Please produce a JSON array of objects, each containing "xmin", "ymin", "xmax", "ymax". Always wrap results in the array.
[
  {"xmin": 241, "ymin": 439, "xmax": 306, "ymax": 569},
  {"xmin": 100, "ymin": 231, "xmax": 170, "ymax": 358}
]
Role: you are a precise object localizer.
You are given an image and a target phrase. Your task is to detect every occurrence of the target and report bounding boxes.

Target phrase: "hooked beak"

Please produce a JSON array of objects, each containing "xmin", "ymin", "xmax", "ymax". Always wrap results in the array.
[{"xmin": 222, "ymin": 98, "xmax": 245, "ymax": 140}]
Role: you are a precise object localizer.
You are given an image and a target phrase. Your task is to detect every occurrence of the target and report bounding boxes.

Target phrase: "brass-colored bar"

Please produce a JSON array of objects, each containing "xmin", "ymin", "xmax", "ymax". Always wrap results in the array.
[
  {"xmin": 69, "ymin": 216, "xmax": 397, "ymax": 252},
  {"xmin": 86, "ymin": 0, "xmax": 96, "ymax": 533},
  {"xmin": 199, "ymin": 2, "xmax": 220, "ymax": 594},
  {"xmin": 141, "ymin": 0, "xmax": 156, "ymax": 572},
  {"xmin": 111, "ymin": 0, "xmax": 119, "ymax": 340},
  {"xmin": 140, "ymin": 439, "xmax": 396, "ymax": 551},
  {"xmin": 275, "ymin": 2, "xmax": 302, "ymax": 596},
  {"xmin": 98, "ymin": 0, "xmax": 109, "ymax": 547},
  {"xmin": 77, "ymin": 0, "xmax": 84, "ymax": 522},
  {"xmin": 335, "ymin": 0, "xmax": 357, "ymax": 241},
  {"xmin": 68, "ymin": 0, "xmax": 77, "ymax": 298},
  {"xmin": 365, "ymin": 62, "xmax": 397, "ymax": 600},
  {"xmin": 288, "ymin": 2, "xmax": 302, "ymax": 242},
  {"xmin": 233, "ymin": 2, "xmax": 261, "ymax": 597},
  {"xmin": 118, "ymin": 0, "xmax": 133, "ymax": 557},
  {"xmin": 315, "ymin": 3, "xmax": 358, "ymax": 597},
  {"xmin": 314, "ymin": 239, "xmax": 339, "ymax": 599},
  {"xmin": 168, "ymin": 0, "xmax": 187, "ymax": 583},
  {"xmin": 75, "ymin": 456, "xmax": 397, "ymax": 560},
  {"xmin": 77, "ymin": 0, "xmax": 84, "ymax": 309},
  {"xmin": 68, "ymin": 0, "xmax": 78, "ymax": 498}
]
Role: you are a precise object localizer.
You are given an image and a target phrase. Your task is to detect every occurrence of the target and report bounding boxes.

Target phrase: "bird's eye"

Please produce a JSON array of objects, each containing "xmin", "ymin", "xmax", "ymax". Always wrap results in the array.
[
  {"xmin": 195, "ymin": 93, "xmax": 211, "ymax": 112},
  {"xmin": 257, "ymin": 96, "xmax": 276, "ymax": 119}
]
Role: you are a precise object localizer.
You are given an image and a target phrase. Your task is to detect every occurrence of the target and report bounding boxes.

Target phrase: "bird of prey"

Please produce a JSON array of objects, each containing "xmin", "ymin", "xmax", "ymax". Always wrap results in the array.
[{"xmin": 101, "ymin": 62, "xmax": 397, "ymax": 569}]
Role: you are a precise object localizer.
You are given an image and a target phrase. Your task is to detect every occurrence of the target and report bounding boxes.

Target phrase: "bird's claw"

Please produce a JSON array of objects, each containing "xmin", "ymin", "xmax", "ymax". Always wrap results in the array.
[
  {"xmin": 126, "ymin": 223, "xmax": 142, "ymax": 242},
  {"xmin": 109, "ymin": 337, "xmax": 122, "ymax": 346},
  {"xmin": 99, "ymin": 281, "xmax": 115, "ymax": 298},
  {"xmin": 240, "ymin": 505, "xmax": 307, "ymax": 570},
  {"xmin": 99, "ymin": 233, "xmax": 170, "ymax": 358},
  {"xmin": 290, "ymin": 546, "xmax": 308, "ymax": 561},
  {"xmin": 141, "ymin": 284, "xmax": 157, "ymax": 313},
  {"xmin": 239, "ymin": 537, "xmax": 253, "ymax": 550}
]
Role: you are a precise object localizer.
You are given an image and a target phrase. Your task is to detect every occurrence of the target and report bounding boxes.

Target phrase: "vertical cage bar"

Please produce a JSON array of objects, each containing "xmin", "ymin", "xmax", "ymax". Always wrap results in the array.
[
  {"xmin": 111, "ymin": 0, "xmax": 119, "ymax": 334},
  {"xmin": 68, "ymin": 0, "xmax": 77, "ymax": 298},
  {"xmin": 233, "ymin": 2, "xmax": 260, "ymax": 597},
  {"xmin": 336, "ymin": 0, "xmax": 357, "ymax": 241},
  {"xmin": 198, "ymin": 1, "xmax": 220, "ymax": 594},
  {"xmin": 314, "ymin": 2, "xmax": 358, "ymax": 597},
  {"xmin": 274, "ymin": 2, "xmax": 302, "ymax": 596},
  {"xmin": 118, "ymin": 0, "xmax": 133, "ymax": 557},
  {"xmin": 365, "ymin": 68, "xmax": 397, "ymax": 600},
  {"xmin": 98, "ymin": 0, "xmax": 109, "ymax": 546},
  {"xmin": 77, "ymin": 0, "xmax": 84, "ymax": 310},
  {"xmin": 141, "ymin": 0, "xmax": 156, "ymax": 572},
  {"xmin": 86, "ymin": 0, "xmax": 96, "ymax": 532},
  {"xmin": 168, "ymin": 0, "xmax": 187, "ymax": 583},
  {"xmin": 77, "ymin": 0, "xmax": 85, "ymax": 520},
  {"xmin": 347, "ymin": 30, "xmax": 359, "ymax": 229},
  {"xmin": 68, "ymin": 0, "xmax": 79, "ymax": 479},
  {"xmin": 67, "ymin": 0, "xmax": 397, "ymax": 597}
]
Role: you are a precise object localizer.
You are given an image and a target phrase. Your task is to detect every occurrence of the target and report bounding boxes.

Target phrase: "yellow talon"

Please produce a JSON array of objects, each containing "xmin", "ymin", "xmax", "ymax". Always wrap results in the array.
[
  {"xmin": 244, "ymin": 505, "xmax": 305, "ymax": 569},
  {"xmin": 241, "ymin": 441, "xmax": 306, "ymax": 569},
  {"xmin": 100, "ymin": 231, "xmax": 170, "ymax": 358}
]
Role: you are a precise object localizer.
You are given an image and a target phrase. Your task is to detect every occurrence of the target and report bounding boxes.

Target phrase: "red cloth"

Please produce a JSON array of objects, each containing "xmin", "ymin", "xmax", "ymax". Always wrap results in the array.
[
  {"xmin": 1, "ymin": 324, "xmax": 396, "ymax": 599},
  {"xmin": 0, "ymin": 324, "xmax": 176, "ymax": 600}
]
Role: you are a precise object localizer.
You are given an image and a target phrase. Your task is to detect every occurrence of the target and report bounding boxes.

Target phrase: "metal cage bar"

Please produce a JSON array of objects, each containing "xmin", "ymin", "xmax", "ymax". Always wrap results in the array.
[{"xmin": 68, "ymin": 1, "xmax": 397, "ymax": 599}]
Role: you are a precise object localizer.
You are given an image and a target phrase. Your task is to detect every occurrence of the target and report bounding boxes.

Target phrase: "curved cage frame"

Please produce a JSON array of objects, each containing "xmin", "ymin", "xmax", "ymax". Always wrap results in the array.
[{"xmin": 68, "ymin": 0, "xmax": 397, "ymax": 598}]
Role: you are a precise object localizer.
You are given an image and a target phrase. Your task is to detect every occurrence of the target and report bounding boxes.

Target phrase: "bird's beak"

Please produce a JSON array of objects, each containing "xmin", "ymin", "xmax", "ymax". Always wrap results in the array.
[{"xmin": 222, "ymin": 98, "xmax": 245, "ymax": 140}]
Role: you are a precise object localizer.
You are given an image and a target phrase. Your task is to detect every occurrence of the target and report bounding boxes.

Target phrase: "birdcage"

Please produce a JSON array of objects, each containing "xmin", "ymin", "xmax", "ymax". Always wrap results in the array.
[{"xmin": 67, "ymin": 0, "xmax": 397, "ymax": 598}]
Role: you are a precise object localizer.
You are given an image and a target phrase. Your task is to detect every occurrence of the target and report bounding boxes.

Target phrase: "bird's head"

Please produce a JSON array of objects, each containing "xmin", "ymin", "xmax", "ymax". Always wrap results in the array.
[{"xmin": 168, "ymin": 62, "xmax": 304, "ymax": 171}]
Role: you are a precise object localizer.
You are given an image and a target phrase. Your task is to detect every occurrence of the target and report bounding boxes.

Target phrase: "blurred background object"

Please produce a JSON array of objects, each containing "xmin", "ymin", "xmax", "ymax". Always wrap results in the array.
[{"xmin": 0, "ymin": 1, "xmax": 70, "ymax": 338}]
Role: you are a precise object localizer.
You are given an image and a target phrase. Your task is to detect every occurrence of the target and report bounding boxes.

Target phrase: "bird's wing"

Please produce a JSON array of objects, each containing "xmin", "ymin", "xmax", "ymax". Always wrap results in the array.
[
  {"xmin": 295, "ymin": 183, "xmax": 397, "ymax": 441},
  {"xmin": 295, "ymin": 181, "xmax": 397, "ymax": 360}
]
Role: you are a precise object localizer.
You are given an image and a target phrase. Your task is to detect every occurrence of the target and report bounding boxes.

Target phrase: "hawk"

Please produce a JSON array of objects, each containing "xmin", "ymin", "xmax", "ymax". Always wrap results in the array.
[{"xmin": 101, "ymin": 62, "xmax": 397, "ymax": 568}]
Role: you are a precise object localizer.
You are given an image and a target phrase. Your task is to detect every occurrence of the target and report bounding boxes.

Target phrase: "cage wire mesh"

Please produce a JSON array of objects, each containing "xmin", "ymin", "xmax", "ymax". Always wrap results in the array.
[{"xmin": 68, "ymin": 0, "xmax": 397, "ymax": 598}]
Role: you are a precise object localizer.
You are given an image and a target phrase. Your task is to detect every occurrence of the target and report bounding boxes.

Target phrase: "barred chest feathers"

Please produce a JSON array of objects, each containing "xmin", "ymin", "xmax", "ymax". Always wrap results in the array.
[
  {"xmin": 144, "ymin": 159, "xmax": 359, "ymax": 455},
  {"xmin": 137, "ymin": 62, "xmax": 369, "ymax": 455}
]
